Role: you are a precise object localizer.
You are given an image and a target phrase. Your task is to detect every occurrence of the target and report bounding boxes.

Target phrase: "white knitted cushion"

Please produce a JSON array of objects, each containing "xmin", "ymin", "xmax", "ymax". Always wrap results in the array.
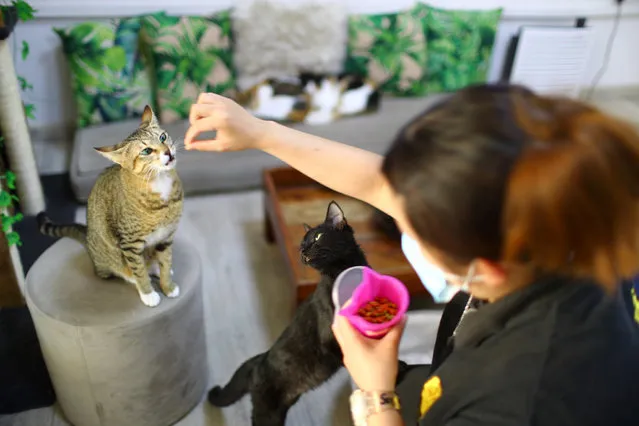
[{"xmin": 232, "ymin": 0, "xmax": 347, "ymax": 90}]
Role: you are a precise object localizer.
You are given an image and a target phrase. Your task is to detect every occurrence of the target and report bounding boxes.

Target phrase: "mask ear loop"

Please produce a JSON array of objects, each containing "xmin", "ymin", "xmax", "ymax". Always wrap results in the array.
[{"xmin": 451, "ymin": 263, "xmax": 479, "ymax": 337}]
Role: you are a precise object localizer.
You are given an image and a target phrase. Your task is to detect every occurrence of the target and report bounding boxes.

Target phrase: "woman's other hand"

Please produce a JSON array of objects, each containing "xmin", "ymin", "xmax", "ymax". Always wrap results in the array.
[
  {"xmin": 332, "ymin": 313, "xmax": 407, "ymax": 391},
  {"xmin": 185, "ymin": 93, "xmax": 272, "ymax": 152}
]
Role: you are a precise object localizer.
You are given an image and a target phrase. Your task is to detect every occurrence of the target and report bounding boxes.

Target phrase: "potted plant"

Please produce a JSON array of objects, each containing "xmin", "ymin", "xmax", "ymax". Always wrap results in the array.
[
  {"xmin": 0, "ymin": 0, "xmax": 36, "ymax": 305},
  {"xmin": 0, "ymin": 4, "xmax": 55, "ymax": 415}
]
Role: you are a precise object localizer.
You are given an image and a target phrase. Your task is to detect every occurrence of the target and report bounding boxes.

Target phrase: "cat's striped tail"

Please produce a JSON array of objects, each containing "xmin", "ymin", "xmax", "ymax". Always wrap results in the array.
[{"xmin": 37, "ymin": 212, "xmax": 87, "ymax": 245}]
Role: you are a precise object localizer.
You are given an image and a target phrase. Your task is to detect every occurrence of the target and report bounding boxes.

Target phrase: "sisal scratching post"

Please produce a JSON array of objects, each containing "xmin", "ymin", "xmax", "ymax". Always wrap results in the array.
[
  {"xmin": 25, "ymin": 237, "xmax": 209, "ymax": 426},
  {"xmin": 0, "ymin": 38, "xmax": 45, "ymax": 215}
]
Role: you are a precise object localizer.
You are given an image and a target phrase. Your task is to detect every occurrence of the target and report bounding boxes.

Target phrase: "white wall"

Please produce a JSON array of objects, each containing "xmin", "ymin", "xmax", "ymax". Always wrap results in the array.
[{"xmin": 8, "ymin": 0, "xmax": 639, "ymax": 131}]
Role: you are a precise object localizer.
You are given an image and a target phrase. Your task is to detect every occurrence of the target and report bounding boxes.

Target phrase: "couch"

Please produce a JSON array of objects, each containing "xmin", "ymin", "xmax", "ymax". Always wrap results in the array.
[{"xmin": 70, "ymin": 95, "xmax": 445, "ymax": 202}]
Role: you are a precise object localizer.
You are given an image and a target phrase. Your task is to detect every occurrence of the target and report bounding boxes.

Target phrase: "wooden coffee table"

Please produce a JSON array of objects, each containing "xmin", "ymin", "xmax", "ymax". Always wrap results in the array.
[{"xmin": 263, "ymin": 167, "xmax": 430, "ymax": 307}]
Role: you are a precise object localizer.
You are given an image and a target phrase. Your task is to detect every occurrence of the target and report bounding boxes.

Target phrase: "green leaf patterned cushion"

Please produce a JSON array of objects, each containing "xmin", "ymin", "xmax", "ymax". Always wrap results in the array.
[
  {"xmin": 141, "ymin": 11, "xmax": 236, "ymax": 123},
  {"xmin": 55, "ymin": 18, "xmax": 153, "ymax": 128},
  {"xmin": 344, "ymin": 9, "xmax": 428, "ymax": 97},
  {"xmin": 416, "ymin": 3, "xmax": 502, "ymax": 94}
]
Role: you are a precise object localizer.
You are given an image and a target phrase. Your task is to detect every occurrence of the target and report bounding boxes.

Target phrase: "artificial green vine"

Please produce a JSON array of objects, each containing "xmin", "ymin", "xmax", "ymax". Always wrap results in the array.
[{"xmin": 0, "ymin": 0, "xmax": 36, "ymax": 246}]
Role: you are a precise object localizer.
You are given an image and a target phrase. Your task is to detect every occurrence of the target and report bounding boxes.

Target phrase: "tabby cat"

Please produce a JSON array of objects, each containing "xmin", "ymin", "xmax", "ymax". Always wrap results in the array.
[
  {"xmin": 37, "ymin": 106, "xmax": 183, "ymax": 308},
  {"xmin": 207, "ymin": 201, "xmax": 368, "ymax": 426}
]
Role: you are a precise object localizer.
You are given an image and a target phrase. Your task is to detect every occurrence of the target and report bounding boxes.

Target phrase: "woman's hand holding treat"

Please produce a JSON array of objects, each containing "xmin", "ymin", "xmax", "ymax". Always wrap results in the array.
[{"xmin": 185, "ymin": 93, "xmax": 273, "ymax": 152}]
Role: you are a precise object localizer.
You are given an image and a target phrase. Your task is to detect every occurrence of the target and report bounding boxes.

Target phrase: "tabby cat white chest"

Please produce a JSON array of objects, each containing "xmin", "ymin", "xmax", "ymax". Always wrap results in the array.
[
  {"xmin": 145, "ymin": 225, "xmax": 174, "ymax": 248},
  {"xmin": 151, "ymin": 173, "xmax": 173, "ymax": 201}
]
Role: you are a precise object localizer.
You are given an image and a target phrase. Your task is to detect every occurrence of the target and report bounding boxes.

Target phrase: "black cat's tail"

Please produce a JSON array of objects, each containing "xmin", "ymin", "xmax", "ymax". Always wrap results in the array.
[
  {"xmin": 207, "ymin": 353, "xmax": 265, "ymax": 407},
  {"xmin": 37, "ymin": 212, "xmax": 87, "ymax": 245}
]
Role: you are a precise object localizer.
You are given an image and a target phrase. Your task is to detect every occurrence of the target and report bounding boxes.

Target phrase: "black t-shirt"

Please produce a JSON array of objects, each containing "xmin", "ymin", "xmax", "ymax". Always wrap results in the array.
[{"xmin": 416, "ymin": 276, "xmax": 639, "ymax": 426}]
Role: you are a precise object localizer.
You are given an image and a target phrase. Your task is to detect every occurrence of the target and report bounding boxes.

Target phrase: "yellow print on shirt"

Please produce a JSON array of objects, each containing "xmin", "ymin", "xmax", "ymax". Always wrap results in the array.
[
  {"xmin": 419, "ymin": 376, "xmax": 443, "ymax": 418},
  {"xmin": 632, "ymin": 287, "xmax": 639, "ymax": 324}
]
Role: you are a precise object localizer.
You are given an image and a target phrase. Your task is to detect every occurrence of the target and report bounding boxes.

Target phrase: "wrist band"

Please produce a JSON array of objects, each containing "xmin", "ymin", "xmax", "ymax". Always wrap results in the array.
[{"xmin": 350, "ymin": 389, "xmax": 400, "ymax": 426}]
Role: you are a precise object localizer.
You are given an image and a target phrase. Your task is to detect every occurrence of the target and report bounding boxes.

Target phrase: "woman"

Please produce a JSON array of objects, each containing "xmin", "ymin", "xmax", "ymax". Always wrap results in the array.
[{"xmin": 185, "ymin": 84, "xmax": 639, "ymax": 426}]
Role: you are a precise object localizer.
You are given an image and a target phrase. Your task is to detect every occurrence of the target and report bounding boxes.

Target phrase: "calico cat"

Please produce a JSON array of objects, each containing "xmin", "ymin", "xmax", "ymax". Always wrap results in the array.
[
  {"xmin": 301, "ymin": 72, "xmax": 381, "ymax": 119},
  {"xmin": 238, "ymin": 72, "xmax": 381, "ymax": 125},
  {"xmin": 242, "ymin": 80, "xmax": 312, "ymax": 123},
  {"xmin": 207, "ymin": 201, "xmax": 368, "ymax": 426},
  {"xmin": 37, "ymin": 106, "xmax": 183, "ymax": 308}
]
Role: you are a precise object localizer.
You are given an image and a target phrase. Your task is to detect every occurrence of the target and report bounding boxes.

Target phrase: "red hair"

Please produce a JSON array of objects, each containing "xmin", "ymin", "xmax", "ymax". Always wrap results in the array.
[
  {"xmin": 504, "ymin": 94, "xmax": 639, "ymax": 291},
  {"xmin": 382, "ymin": 84, "xmax": 639, "ymax": 293}
]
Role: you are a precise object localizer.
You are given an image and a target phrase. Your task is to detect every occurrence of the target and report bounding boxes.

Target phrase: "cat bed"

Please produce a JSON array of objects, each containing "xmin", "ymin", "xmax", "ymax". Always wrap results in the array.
[{"xmin": 24, "ymin": 237, "xmax": 208, "ymax": 426}]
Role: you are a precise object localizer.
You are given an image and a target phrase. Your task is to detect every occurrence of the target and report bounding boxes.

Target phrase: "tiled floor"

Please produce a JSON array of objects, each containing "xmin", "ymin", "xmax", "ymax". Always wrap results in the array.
[{"xmin": 0, "ymin": 191, "xmax": 440, "ymax": 426}]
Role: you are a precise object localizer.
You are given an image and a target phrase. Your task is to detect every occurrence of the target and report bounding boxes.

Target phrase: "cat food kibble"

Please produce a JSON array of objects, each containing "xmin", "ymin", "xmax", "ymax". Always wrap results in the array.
[{"xmin": 357, "ymin": 297, "xmax": 398, "ymax": 324}]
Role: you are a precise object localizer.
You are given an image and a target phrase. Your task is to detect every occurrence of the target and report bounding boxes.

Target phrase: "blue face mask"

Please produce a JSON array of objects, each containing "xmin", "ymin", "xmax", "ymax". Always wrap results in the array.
[{"xmin": 401, "ymin": 233, "xmax": 479, "ymax": 303}]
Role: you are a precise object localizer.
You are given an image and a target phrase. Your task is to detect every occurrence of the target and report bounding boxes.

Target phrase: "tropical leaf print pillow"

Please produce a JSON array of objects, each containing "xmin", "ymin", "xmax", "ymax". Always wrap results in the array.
[
  {"xmin": 55, "ymin": 18, "xmax": 153, "ymax": 128},
  {"xmin": 141, "ymin": 11, "xmax": 236, "ymax": 123},
  {"xmin": 416, "ymin": 3, "xmax": 502, "ymax": 94},
  {"xmin": 344, "ymin": 9, "xmax": 428, "ymax": 97}
]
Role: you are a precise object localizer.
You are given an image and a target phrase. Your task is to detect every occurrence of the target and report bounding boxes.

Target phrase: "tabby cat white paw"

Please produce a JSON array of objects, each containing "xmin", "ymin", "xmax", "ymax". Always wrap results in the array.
[
  {"xmin": 166, "ymin": 285, "xmax": 180, "ymax": 298},
  {"xmin": 140, "ymin": 291, "xmax": 161, "ymax": 307}
]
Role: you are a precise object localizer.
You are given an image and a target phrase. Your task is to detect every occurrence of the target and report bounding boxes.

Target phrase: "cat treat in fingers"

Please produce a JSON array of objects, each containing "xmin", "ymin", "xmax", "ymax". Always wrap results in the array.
[{"xmin": 37, "ymin": 106, "xmax": 184, "ymax": 308}]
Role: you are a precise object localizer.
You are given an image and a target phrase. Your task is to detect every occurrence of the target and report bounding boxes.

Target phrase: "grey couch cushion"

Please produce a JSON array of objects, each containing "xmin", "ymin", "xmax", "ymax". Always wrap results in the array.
[{"xmin": 70, "ymin": 96, "xmax": 444, "ymax": 202}]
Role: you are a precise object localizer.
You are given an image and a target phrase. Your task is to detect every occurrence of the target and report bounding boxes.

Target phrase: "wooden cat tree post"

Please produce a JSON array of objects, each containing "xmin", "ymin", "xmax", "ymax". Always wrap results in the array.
[{"xmin": 0, "ymin": 8, "xmax": 45, "ymax": 216}]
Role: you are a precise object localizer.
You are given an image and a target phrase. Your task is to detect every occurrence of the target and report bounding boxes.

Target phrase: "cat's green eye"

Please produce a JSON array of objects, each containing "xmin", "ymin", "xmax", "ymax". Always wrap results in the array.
[
  {"xmin": 159, "ymin": 133, "xmax": 167, "ymax": 143},
  {"xmin": 140, "ymin": 147, "xmax": 153, "ymax": 156},
  {"xmin": 314, "ymin": 233, "xmax": 322, "ymax": 241}
]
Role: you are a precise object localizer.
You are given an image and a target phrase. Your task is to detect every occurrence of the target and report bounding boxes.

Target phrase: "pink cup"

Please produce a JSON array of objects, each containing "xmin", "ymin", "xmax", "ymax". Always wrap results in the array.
[{"xmin": 337, "ymin": 267, "xmax": 410, "ymax": 339}]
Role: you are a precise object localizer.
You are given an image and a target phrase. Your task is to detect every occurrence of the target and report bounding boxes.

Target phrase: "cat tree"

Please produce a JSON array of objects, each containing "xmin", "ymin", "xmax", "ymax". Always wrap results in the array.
[
  {"xmin": 25, "ymin": 236, "xmax": 208, "ymax": 426},
  {"xmin": 0, "ymin": 12, "xmax": 45, "ymax": 216}
]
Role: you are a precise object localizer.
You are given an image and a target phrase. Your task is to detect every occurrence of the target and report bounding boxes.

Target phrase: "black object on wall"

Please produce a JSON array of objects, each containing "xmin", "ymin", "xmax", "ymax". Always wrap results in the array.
[{"xmin": 500, "ymin": 34, "xmax": 520, "ymax": 82}]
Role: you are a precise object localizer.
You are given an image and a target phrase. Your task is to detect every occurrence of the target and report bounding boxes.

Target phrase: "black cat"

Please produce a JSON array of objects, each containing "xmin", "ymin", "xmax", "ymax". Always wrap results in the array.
[{"xmin": 207, "ymin": 201, "xmax": 368, "ymax": 426}]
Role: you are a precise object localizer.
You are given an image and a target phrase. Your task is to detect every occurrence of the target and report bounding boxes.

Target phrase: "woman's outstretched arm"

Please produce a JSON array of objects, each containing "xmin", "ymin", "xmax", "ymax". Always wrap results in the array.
[
  {"xmin": 260, "ymin": 121, "xmax": 399, "ymax": 217},
  {"xmin": 185, "ymin": 93, "xmax": 400, "ymax": 218}
]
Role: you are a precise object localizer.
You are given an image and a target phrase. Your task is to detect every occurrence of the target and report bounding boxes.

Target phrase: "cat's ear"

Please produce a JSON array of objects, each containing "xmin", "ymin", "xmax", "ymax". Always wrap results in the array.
[
  {"xmin": 303, "ymin": 223, "xmax": 311, "ymax": 232},
  {"xmin": 141, "ymin": 105, "xmax": 158, "ymax": 127},
  {"xmin": 325, "ymin": 201, "xmax": 346, "ymax": 229},
  {"xmin": 94, "ymin": 144, "xmax": 126, "ymax": 165}
]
